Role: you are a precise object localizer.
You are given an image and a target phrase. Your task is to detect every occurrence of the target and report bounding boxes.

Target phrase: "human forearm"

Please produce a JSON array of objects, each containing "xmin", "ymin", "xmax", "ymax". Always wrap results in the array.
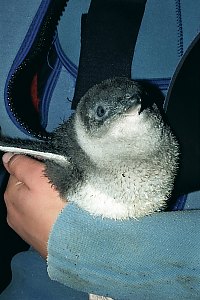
[{"xmin": 47, "ymin": 204, "xmax": 200, "ymax": 299}]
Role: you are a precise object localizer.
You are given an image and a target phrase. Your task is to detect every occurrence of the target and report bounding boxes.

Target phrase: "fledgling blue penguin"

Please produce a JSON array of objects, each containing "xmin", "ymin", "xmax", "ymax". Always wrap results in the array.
[{"xmin": 0, "ymin": 77, "xmax": 179, "ymax": 220}]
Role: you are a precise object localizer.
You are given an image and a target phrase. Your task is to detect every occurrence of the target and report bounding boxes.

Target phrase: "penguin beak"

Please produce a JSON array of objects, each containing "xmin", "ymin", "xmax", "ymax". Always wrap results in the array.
[
  {"xmin": 138, "ymin": 92, "xmax": 155, "ymax": 114},
  {"xmin": 124, "ymin": 97, "xmax": 142, "ymax": 115}
]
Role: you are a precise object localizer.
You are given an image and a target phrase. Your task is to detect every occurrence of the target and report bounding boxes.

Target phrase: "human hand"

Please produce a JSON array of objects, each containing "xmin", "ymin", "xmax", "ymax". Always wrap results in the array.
[{"xmin": 3, "ymin": 153, "xmax": 67, "ymax": 259}]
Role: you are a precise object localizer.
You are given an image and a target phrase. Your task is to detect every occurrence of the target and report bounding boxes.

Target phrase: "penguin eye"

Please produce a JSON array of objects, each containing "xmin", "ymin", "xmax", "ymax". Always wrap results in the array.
[{"xmin": 96, "ymin": 105, "xmax": 107, "ymax": 118}]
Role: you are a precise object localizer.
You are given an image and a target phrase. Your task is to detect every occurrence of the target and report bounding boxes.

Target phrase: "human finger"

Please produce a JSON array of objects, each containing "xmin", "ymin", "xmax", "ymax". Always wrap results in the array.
[
  {"xmin": 2, "ymin": 153, "xmax": 46, "ymax": 188},
  {"xmin": 4, "ymin": 174, "xmax": 28, "ymax": 207}
]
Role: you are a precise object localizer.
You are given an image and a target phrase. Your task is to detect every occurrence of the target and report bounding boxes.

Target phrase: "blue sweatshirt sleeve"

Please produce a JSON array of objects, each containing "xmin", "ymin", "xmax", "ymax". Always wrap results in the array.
[{"xmin": 47, "ymin": 204, "xmax": 200, "ymax": 299}]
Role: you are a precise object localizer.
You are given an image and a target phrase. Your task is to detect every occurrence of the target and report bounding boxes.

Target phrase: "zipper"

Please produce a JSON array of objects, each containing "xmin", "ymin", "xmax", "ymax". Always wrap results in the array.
[
  {"xmin": 175, "ymin": 0, "xmax": 184, "ymax": 57},
  {"xmin": 5, "ymin": 0, "xmax": 69, "ymax": 139}
]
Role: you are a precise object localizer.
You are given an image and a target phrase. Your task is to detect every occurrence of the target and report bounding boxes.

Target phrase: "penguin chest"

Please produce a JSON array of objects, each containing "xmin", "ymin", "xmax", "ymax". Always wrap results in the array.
[
  {"xmin": 66, "ymin": 163, "xmax": 169, "ymax": 219},
  {"xmin": 66, "ymin": 170, "xmax": 140, "ymax": 219}
]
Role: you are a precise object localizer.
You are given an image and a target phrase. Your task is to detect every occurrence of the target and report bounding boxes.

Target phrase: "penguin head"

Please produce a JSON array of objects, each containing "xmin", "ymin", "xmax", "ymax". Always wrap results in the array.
[
  {"xmin": 74, "ymin": 77, "xmax": 166, "ymax": 165},
  {"xmin": 76, "ymin": 77, "xmax": 159, "ymax": 134}
]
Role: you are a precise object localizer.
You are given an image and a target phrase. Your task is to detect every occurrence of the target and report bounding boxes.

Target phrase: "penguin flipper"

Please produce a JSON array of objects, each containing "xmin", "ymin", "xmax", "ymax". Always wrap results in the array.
[{"xmin": 0, "ymin": 136, "xmax": 68, "ymax": 166}]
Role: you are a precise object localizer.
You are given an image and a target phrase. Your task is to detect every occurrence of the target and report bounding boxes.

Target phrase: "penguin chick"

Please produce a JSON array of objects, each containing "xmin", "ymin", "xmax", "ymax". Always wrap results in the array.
[{"xmin": 0, "ymin": 77, "xmax": 179, "ymax": 220}]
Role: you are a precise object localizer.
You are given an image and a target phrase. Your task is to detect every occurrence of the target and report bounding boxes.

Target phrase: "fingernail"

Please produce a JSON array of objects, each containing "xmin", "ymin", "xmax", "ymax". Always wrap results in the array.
[{"xmin": 2, "ymin": 152, "xmax": 15, "ymax": 164}]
